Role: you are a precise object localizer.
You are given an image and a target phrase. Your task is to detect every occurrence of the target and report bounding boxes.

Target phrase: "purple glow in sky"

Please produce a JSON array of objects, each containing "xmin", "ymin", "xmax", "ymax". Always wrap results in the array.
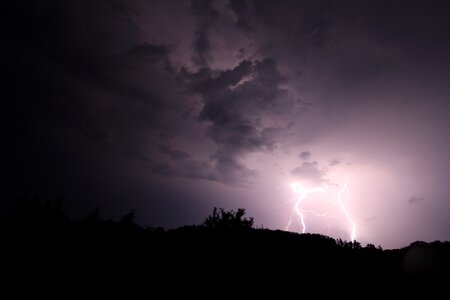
[{"xmin": 5, "ymin": 0, "xmax": 450, "ymax": 248}]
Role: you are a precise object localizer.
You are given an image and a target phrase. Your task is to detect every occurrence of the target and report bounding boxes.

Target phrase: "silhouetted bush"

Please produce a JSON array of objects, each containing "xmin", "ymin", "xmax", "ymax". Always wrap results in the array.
[
  {"xmin": 120, "ymin": 209, "xmax": 136, "ymax": 225},
  {"xmin": 203, "ymin": 207, "xmax": 254, "ymax": 231}
]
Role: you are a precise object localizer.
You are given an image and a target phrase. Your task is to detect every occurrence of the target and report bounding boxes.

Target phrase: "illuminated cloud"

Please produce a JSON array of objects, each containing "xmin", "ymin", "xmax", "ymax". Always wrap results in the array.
[{"xmin": 291, "ymin": 161, "xmax": 328, "ymax": 186}]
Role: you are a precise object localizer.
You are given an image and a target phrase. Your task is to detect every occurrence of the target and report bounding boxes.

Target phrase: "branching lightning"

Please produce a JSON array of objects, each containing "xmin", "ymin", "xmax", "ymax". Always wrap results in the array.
[
  {"xmin": 286, "ymin": 177, "xmax": 357, "ymax": 242},
  {"xmin": 285, "ymin": 183, "xmax": 324, "ymax": 233},
  {"xmin": 337, "ymin": 177, "xmax": 356, "ymax": 242}
]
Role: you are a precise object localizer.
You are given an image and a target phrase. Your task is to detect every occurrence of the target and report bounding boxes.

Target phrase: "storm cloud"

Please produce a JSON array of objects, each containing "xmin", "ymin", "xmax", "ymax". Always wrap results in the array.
[
  {"xmin": 291, "ymin": 161, "xmax": 328, "ymax": 185},
  {"xmin": 5, "ymin": 0, "xmax": 450, "ymax": 248},
  {"xmin": 299, "ymin": 151, "xmax": 312, "ymax": 160}
]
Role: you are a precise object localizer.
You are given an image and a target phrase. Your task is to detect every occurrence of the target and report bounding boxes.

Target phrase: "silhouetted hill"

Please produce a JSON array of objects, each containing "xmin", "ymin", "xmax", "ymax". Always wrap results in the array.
[{"xmin": 1, "ymin": 194, "xmax": 449, "ymax": 287}]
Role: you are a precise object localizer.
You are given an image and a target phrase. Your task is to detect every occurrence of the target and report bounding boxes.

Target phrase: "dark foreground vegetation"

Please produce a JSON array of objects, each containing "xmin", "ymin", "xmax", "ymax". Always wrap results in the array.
[{"xmin": 1, "ymin": 194, "xmax": 449, "ymax": 286}]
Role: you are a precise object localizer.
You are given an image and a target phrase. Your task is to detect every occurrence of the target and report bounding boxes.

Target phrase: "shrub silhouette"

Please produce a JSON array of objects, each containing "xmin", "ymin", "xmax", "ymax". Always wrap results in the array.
[
  {"xmin": 120, "ymin": 209, "xmax": 136, "ymax": 225},
  {"xmin": 11, "ymin": 193, "xmax": 69, "ymax": 226},
  {"xmin": 202, "ymin": 207, "xmax": 254, "ymax": 230}
]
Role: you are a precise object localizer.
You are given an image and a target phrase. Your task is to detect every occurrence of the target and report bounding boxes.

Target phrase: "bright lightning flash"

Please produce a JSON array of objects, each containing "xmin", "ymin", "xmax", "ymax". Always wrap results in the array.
[
  {"xmin": 286, "ymin": 178, "xmax": 357, "ymax": 242},
  {"xmin": 285, "ymin": 183, "xmax": 324, "ymax": 234},
  {"xmin": 337, "ymin": 178, "xmax": 356, "ymax": 242}
]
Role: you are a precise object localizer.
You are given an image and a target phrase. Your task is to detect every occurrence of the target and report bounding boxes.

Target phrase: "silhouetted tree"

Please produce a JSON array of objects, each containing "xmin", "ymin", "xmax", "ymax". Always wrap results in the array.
[
  {"xmin": 366, "ymin": 243, "xmax": 376, "ymax": 249},
  {"xmin": 12, "ymin": 193, "xmax": 68, "ymax": 225},
  {"xmin": 203, "ymin": 207, "xmax": 254, "ymax": 230},
  {"xmin": 120, "ymin": 209, "xmax": 136, "ymax": 225},
  {"xmin": 337, "ymin": 238, "xmax": 361, "ymax": 249},
  {"xmin": 352, "ymin": 240, "xmax": 362, "ymax": 249},
  {"xmin": 87, "ymin": 204, "xmax": 101, "ymax": 221}
]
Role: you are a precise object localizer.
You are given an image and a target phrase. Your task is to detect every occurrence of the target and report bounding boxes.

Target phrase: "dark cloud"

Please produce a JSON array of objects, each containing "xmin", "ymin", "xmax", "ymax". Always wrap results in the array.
[
  {"xmin": 212, "ymin": 154, "xmax": 258, "ymax": 186},
  {"xmin": 189, "ymin": 60, "xmax": 253, "ymax": 95},
  {"xmin": 119, "ymin": 43, "xmax": 170, "ymax": 64},
  {"xmin": 10, "ymin": 0, "xmax": 293, "ymax": 188},
  {"xmin": 120, "ymin": 148, "xmax": 150, "ymax": 162},
  {"xmin": 4, "ymin": 0, "xmax": 200, "ymax": 215},
  {"xmin": 158, "ymin": 144, "xmax": 191, "ymax": 161},
  {"xmin": 6, "ymin": 0, "xmax": 299, "ymax": 187},
  {"xmin": 149, "ymin": 159, "xmax": 218, "ymax": 182},
  {"xmin": 225, "ymin": 0, "xmax": 450, "ymax": 93},
  {"xmin": 190, "ymin": 0, "xmax": 219, "ymax": 66},
  {"xmin": 408, "ymin": 196, "xmax": 424, "ymax": 205},
  {"xmin": 107, "ymin": 55, "xmax": 292, "ymax": 185},
  {"xmin": 6, "ymin": 0, "xmax": 178, "ymax": 137},
  {"xmin": 299, "ymin": 151, "xmax": 312, "ymax": 160},
  {"xmin": 291, "ymin": 161, "xmax": 328, "ymax": 185},
  {"xmin": 193, "ymin": 58, "xmax": 290, "ymax": 184},
  {"xmin": 6, "ymin": 0, "xmax": 146, "ymax": 146},
  {"xmin": 150, "ymin": 147, "xmax": 256, "ymax": 186},
  {"xmin": 227, "ymin": 0, "xmax": 253, "ymax": 31}
]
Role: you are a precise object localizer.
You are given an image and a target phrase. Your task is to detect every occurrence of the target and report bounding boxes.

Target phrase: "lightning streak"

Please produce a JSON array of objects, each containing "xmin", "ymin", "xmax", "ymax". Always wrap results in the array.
[
  {"xmin": 337, "ymin": 177, "xmax": 356, "ymax": 242},
  {"xmin": 286, "ymin": 177, "xmax": 357, "ymax": 242},
  {"xmin": 285, "ymin": 183, "xmax": 324, "ymax": 233}
]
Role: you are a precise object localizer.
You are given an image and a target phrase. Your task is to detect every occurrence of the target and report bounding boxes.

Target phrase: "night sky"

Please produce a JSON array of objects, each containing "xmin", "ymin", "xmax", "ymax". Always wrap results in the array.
[{"xmin": 5, "ymin": 0, "xmax": 450, "ymax": 248}]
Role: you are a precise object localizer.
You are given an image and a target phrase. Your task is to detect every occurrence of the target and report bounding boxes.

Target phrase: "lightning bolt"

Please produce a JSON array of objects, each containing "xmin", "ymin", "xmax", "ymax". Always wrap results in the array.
[
  {"xmin": 286, "ymin": 177, "xmax": 357, "ymax": 242},
  {"xmin": 285, "ymin": 183, "xmax": 324, "ymax": 233},
  {"xmin": 337, "ymin": 177, "xmax": 356, "ymax": 242}
]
